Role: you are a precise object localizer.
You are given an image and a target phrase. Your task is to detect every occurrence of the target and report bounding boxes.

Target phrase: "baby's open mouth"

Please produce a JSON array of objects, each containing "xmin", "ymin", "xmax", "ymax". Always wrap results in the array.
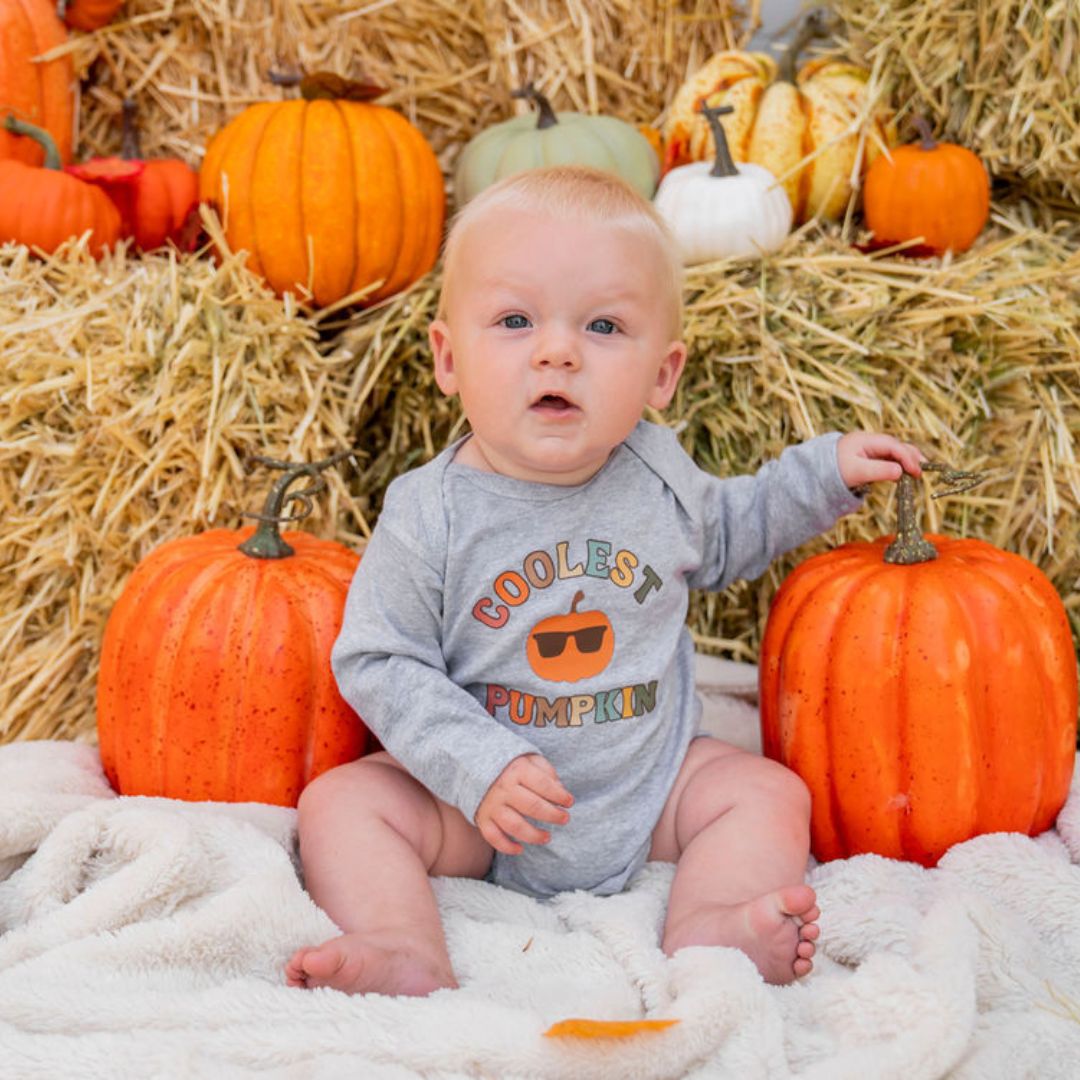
[{"xmin": 533, "ymin": 393, "xmax": 577, "ymax": 411}]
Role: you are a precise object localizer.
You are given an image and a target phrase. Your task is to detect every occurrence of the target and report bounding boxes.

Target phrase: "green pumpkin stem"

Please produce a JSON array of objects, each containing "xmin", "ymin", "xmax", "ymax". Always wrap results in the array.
[
  {"xmin": 912, "ymin": 115, "xmax": 938, "ymax": 151},
  {"xmin": 701, "ymin": 104, "xmax": 738, "ymax": 178},
  {"xmin": 883, "ymin": 462, "xmax": 988, "ymax": 565},
  {"xmin": 512, "ymin": 83, "xmax": 559, "ymax": 130},
  {"xmin": 2, "ymin": 115, "xmax": 61, "ymax": 170},
  {"xmin": 238, "ymin": 449, "xmax": 356, "ymax": 560},
  {"xmin": 777, "ymin": 7, "xmax": 832, "ymax": 84}
]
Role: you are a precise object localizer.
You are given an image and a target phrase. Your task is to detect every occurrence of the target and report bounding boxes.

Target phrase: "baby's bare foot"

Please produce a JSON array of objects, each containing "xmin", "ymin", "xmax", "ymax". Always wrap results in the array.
[
  {"xmin": 663, "ymin": 884, "xmax": 820, "ymax": 985},
  {"xmin": 285, "ymin": 931, "xmax": 458, "ymax": 997}
]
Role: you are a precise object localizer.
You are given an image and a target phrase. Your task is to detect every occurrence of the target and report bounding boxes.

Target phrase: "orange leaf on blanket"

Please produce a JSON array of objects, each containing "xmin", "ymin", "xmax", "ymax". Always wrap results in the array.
[{"xmin": 543, "ymin": 1018, "xmax": 680, "ymax": 1039}]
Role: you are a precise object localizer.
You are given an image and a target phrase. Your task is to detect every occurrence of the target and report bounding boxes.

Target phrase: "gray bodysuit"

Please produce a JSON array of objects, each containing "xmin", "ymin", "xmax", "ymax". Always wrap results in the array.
[{"xmin": 331, "ymin": 421, "xmax": 863, "ymax": 898}]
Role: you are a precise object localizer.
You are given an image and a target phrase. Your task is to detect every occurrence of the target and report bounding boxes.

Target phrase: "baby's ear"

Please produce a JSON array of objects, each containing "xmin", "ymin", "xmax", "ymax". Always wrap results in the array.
[
  {"xmin": 647, "ymin": 341, "xmax": 688, "ymax": 410},
  {"xmin": 429, "ymin": 319, "xmax": 458, "ymax": 396}
]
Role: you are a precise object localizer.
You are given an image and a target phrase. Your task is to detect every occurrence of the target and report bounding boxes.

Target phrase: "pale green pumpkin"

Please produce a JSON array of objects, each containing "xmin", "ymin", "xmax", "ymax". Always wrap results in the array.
[{"xmin": 454, "ymin": 83, "xmax": 659, "ymax": 204}]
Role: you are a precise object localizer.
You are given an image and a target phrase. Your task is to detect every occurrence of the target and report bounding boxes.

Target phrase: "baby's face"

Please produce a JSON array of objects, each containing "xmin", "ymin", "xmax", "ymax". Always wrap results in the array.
[{"xmin": 430, "ymin": 207, "xmax": 685, "ymax": 485}]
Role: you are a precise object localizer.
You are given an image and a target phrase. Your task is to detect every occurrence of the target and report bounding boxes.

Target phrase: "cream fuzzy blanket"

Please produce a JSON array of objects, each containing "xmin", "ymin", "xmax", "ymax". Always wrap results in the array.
[{"xmin": 2, "ymin": 657, "xmax": 1079, "ymax": 1079}]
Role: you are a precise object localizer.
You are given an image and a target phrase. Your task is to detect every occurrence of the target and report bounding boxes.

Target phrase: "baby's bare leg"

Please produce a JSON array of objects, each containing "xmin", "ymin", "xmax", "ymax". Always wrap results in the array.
[
  {"xmin": 649, "ymin": 738, "xmax": 819, "ymax": 985},
  {"xmin": 285, "ymin": 752, "xmax": 492, "ymax": 996}
]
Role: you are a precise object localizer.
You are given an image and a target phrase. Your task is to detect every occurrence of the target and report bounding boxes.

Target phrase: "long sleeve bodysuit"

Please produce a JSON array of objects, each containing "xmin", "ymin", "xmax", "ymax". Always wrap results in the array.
[{"xmin": 331, "ymin": 421, "xmax": 863, "ymax": 898}]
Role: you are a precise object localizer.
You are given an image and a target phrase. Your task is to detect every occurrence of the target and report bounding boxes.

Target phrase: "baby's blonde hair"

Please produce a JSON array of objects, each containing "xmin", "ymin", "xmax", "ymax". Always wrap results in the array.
[{"xmin": 438, "ymin": 165, "xmax": 683, "ymax": 336}]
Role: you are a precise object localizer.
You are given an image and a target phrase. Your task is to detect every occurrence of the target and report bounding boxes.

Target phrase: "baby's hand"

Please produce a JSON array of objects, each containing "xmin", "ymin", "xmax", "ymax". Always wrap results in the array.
[
  {"xmin": 837, "ymin": 432, "xmax": 923, "ymax": 490},
  {"xmin": 476, "ymin": 753, "xmax": 573, "ymax": 855}
]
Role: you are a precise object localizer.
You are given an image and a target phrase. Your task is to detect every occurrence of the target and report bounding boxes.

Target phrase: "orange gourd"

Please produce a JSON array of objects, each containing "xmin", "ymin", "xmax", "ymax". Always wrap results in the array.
[
  {"xmin": 57, "ymin": 0, "xmax": 123, "ymax": 31},
  {"xmin": 0, "ymin": 116, "xmax": 120, "ymax": 256},
  {"xmin": 0, "ymin": 0, "xmax": 74, "ymax": 165},
  {"xmin": 862, "ymin": 117, "xmax": 990, "ymax": 255},
  {"xmin": 759, "ymin": 468, "xmax": 1077, "ymax": 867},
  {"xmin": 526, "ymin": 591, "xmax": 615, "ymax": 684},
  {"xmin": 198, "ymin": 72, "xmax": 445, "ymax": 308},
  {"xmin": 67, "ymin": 100, "xmax": 200, "ymax": 251},
  {"xmin": 96, "ymin": 453, "xmax": 369, "ymax": 807}
]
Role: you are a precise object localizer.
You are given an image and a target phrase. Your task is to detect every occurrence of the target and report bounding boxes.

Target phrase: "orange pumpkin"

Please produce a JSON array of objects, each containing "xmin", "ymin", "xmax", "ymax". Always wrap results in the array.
[
  {"xmin": 67, "ymin": 100, "xmax": 200, "ymax": 251},
  {"xmin": 96, "ymin": 453, "xmax": 369, "ymax": 807},
  {"xmin": 0, "ymin": 116, "xmax": 120, "ymax": 256},
  {"xmin": 199, "ymin": 72, "xmax": 445, "ymax": 308},
  {"xmin": 862, "ymin": 118, "xmax": 990, "ymax": 255},
  {"xmin": 661, "ymin": 10, "xmax": 895, "ymax": 223},
  {"xmin": 0, "ymin": 0, "xmax": 74, "ymax": 165},
  {"xmin": 57, "ymin": 0, "xmax": 123, "ymax": 31},
  {"xmin": 526, "ymin": 590, "xmax": 615, "ymax": 684},
  {"xmin": 759, "ymin": 470, "xmax": 1077, "ymax": 867}
]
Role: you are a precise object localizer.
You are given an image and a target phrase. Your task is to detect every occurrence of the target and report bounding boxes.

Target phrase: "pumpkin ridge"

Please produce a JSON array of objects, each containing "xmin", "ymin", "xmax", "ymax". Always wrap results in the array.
[
  {"xmin": 295, "ymin": 100, "xmax": 313, "ymax": 300},
  {"xmin": 210, "ymin": 557, "xmax": 264, "ymax": 800},
  {"xmin": 955, "ymin": 546, "xmax": 1075, "ymax": 829},
  {"xmin": 819, "ymin": 560, "xmax": 895, "ymax": 859},
  {"xmin": 893, "ymin": 563, "xmax": 924, "ymax": 862},
  {"xmin": 922, "ymin": 557, "xmax": 987, "ymax": 842},
  {"xmin": 110, "ymin": 549, "xmax": 238, "ymax": 795},
  {"xmin": 270, "ymin": 562, "xmax": 337, "ymax": 783},
  {"xmin": 772, "ymin": 558, "xmax": 882, "ymax": 859},
  {"xmin": 222, "ymin": 104, "xmax": 277, "ymax": 280},
  {"xmin": 388, "ymin": 112, "xmax": 438, "ymax": 295},
  {"xmin": 329, "ymin": 99, "xmax": 359, "ymax": 301},
  {"xmin": 795, "ymin": 92, "xmax": 814, "ymax": 223},
  {"xmin": 370, "ymin": 105, "xmax": 409, "ymax": 299}
]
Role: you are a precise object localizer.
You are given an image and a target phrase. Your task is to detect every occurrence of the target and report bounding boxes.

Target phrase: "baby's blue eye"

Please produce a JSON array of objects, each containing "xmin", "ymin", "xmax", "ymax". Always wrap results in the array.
[
  {"xmin": 501, "ymin": 314, "xmax": 530, "ymax": 329},
  {"xmin": 588, "ymin": 318, "xmax": 617, "ymax": 335}
]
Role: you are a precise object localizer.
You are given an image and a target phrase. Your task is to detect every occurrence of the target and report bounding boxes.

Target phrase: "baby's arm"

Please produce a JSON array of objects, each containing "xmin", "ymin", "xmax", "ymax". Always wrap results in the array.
[{"xmin": 332, "ymin": 516, "xmax": 551, "ymax": 831}]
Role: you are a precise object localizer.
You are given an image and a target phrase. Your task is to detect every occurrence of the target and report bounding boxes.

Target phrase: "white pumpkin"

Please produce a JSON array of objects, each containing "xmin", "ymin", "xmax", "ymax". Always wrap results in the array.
[{"xmin": 654, "ymin": 104, "xmax": 793, "ymax": 263}]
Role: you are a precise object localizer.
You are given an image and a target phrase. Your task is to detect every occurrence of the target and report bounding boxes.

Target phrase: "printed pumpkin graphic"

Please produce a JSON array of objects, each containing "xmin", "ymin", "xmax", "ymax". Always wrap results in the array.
[{"xmin": 526, "ymin": 590, "xmax": 614, "ymax": 683}]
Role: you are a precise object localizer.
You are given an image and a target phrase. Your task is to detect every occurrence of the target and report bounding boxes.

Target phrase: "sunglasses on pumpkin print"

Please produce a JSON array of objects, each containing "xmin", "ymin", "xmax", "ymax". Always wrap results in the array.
[{"xmin": 530, "ymin": 625, "xmax": 608, "ymax": 658}]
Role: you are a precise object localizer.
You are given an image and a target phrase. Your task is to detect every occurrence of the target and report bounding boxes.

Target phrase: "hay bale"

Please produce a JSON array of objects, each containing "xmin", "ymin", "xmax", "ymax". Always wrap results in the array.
[
  {"xmin": 833, "ymin": 0, "xmax": 1080, "ymax": 203},
  {"xmin": 61, "ymin": 0, "xmax": 744, "ymax": 179},
  {"xmin": 3, "ymin": 192, "xmax": 1078, "ymax": 745}
]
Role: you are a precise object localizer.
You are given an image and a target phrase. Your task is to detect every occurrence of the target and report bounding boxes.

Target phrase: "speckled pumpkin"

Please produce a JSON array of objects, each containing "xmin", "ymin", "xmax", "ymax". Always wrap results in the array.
[
  {"xmin": 96, "ymin": 456, "xmax": 369, "ymax": 807},
  {"xmin": 759, "ymin": 473, "xmax": 1077, "ymax": 867}
]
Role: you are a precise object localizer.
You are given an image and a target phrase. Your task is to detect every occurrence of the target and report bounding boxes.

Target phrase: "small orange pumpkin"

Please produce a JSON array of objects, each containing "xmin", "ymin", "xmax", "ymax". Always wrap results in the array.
[
  {"xmin": 199, "ymin": 72, "xmax": 445, "ymax": 308},
  {"xmin": 66, "ymin": 100, "xmax": 200, "ymax": 251},
  {"xmin": 96, "ymin": 452, "xmax": 369, "ymax": 807},
  {"xmin": 57, "ymin": 0, "xmax": 123, "ymax": 31},
  {"xmin": 0, "ymin": 0, "xmax": 74, "ymax": 166},
  {"xmin": 862, "ymin": 117, "xmax": 990, "ymax": 255},
  {"xmin": 526, "ymin": 590, "xmax": 615, "ymax": 684},
  {"xmin": 0, "ymin": 115, "xmax": 120, "ymax": 256},
  {"xmin": 759, "ymin": 468, "xmax": 1077, "ymax": 867}
]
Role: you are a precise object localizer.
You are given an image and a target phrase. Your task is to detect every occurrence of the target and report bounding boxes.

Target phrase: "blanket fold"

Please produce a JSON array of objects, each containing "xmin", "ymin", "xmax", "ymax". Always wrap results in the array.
[{"xmin": 2, "ymin": 661, "xmax": 1079, "ymax": 1079}]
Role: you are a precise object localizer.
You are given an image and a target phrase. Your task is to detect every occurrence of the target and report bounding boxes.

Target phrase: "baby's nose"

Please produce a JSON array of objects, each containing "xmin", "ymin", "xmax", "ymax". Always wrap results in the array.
[{"xmin": 532, "ymin": 330, "xmax": 580, "ymax": 368}]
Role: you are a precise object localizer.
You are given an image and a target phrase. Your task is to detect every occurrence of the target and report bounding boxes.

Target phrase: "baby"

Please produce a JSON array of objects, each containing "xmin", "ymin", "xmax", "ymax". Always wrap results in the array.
[{"xmin": 285, "ymin": 165, "xmax": 923, "ymax": 997}]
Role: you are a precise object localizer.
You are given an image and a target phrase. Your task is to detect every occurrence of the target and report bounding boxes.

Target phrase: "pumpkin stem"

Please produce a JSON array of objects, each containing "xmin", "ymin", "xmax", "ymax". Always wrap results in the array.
[
  {"xmin": 569, "ymin": 590, "xmax": 585, "ymax": 615},
  {"xmin": 777, "ymin": 7, "xmax": 833, "ymax": 84},
  {"xmin": 267, "ymin": 70, "xmax": 386, "ymax": 102},
  {"xmin": 238, "ymin": 449, "xmax": 357, "ymax": 559},
  {"xmin": 912, "ymin": 115, "xmax": 938, "ymax": 151},
  {"xmin": 120, "ymin": 99, "xmax": 143, "ymax": 160},
  {"xmin": 512, "ymin": 83, "xmax": 559, "ymax": 130},
  {"xmin": 2, "ymin": 115, "xmax": 61, "ymax": 171},
  {"xmin": 883, "ymin": 461, "xmax": 988, "ymax": 565},
  {"xmin": 700, "ymin": 104, "xmax": 738, "ymax": 178}
]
